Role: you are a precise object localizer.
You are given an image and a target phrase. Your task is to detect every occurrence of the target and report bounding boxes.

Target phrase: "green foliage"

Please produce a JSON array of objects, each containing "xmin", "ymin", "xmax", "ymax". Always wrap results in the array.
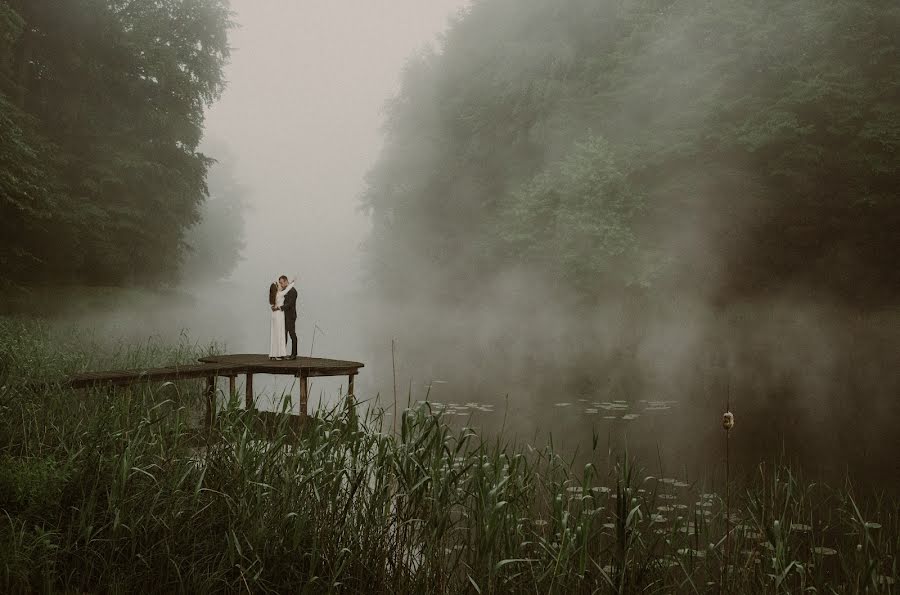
[
  {"xmin": 0, "ymin": 95, "xmax": 65, "ymax": 281},
  {"xmin": 0, "ymin": 455, "xmax": 69, "ymax": 521},
  {"xmin": 364, "ymin": 0, "xmax": 900, "ymax": 303},
  {"xmin": 0, "ymin": 0, "xmax": 234, "ymax": 286},
  {"xmin": 0, "ymin": 325, "xmax": 896, "ymax": 592},
  {"xmin": 500, "ymin": 136, "xmax": 648, "ymax": 291}
]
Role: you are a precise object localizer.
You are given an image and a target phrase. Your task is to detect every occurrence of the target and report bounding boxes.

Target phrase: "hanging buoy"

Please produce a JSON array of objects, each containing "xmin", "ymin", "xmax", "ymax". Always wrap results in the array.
[{"xmin": 722, "ymin": 411, "xmax": 735, "ymax": 431}]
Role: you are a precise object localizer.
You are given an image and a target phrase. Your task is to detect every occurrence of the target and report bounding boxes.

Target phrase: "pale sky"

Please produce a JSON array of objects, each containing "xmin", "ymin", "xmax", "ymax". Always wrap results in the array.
[
  {"xmin": 198, "ymin": 0, "xmax": 470, "ymax": 367},
  {"xmin": 205, "ymin": 1, "xmax": 469, "ymax": 292},
  {"xmin": 189, "ymin": 0, "xmax": 470, "ymax": 404}
]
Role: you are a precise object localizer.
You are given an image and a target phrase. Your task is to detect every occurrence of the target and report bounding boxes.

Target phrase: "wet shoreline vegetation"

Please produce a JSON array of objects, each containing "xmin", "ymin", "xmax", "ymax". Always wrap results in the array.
[{"xmin": 0, "ymin": 321, "xmax": 894, "ymax": 593}]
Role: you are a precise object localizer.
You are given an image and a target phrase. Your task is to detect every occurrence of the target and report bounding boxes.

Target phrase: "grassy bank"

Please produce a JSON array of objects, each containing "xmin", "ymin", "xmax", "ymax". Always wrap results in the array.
[{"xmin": 0, "ymin": 319, "xmax": 896, "ymax": 593}]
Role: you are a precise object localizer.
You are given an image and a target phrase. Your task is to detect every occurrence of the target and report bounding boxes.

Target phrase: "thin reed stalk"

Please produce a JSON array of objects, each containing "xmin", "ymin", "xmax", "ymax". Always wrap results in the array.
[{"xmin": 0, "ymin": 319, "xmax": 896, "ymax": 593}]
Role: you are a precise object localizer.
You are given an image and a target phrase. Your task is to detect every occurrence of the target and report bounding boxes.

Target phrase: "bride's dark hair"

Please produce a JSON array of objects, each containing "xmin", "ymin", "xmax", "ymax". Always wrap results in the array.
[{"xmin": 268, "ymin": 282, "xmax": 277, "ymax": 306}]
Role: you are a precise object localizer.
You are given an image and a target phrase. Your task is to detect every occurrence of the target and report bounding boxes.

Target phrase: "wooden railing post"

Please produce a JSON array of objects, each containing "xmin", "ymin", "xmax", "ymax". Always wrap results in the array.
[
  {"xmin": 299, "ymin": 374, "xmax": 308, "ymax": 419},
  {"xmin": 346, "ymin": 373, "xmax": 357, "ymax": 426},
  {"xmin": 205, "ymin": 375, "xmax": 216, "ymax": 429}
]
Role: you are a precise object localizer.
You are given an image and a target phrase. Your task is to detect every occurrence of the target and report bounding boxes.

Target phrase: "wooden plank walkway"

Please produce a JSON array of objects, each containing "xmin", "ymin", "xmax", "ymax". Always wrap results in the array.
[
  {"xmin": 65, "ymin": 354, "xmax": 365, "ymax": 423},
  {"xmin": 68, "ymin": 362, "xmax": 239, "ymax": 389},
  {"xmin": 197, "ymin": 354, "xmax": 363, "ymax": 377}
]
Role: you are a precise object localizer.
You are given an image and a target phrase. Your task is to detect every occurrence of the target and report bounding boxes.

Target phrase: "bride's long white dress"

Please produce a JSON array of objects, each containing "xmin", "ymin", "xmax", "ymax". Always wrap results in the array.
[{"xmin": 268, "ymin": 281, "xmax": 294, "ymax": 358}]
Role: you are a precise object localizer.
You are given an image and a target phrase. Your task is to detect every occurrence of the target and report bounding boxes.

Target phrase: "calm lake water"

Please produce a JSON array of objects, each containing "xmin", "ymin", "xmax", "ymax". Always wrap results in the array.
[{"xmin": 32, "ymin": 281, "xmax": 900, "ymax": 494}]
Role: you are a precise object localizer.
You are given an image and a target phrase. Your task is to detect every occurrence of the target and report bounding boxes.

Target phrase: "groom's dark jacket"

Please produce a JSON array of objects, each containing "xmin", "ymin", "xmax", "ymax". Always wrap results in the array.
[{"xmin": 282, "ymin": 287, "xmax": 298, "ymax": 321}]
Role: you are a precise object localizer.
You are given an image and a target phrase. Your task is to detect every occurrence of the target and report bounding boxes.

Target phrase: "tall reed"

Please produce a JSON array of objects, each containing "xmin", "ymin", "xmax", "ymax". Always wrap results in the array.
[{"xmin": 0, "ymin": 319, "xmax": 895, "ymax": 593}]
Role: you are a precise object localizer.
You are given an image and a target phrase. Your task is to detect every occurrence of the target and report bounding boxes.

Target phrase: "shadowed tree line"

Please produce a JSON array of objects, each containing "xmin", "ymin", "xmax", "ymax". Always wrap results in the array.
[
  {"xmin": 363, "ymin": 0, "xmax": 899, "ymax": 307},
  {"xmin": 0, "ymin": 0, "xmax": 237, "ymax": 287}
]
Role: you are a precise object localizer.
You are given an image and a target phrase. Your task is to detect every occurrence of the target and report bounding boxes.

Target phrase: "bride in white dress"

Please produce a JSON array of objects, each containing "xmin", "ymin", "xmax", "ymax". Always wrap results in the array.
[{"xmin": 268, "ymin": 278, "xmax": 294, "ymax": 359}]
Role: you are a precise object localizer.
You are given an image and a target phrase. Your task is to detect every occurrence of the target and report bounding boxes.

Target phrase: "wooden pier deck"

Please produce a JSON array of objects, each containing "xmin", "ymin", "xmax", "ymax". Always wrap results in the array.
[
  {"xmin": 68, "ymin": 362, "xmax": 238, "ymax": 389},
  {"xmin": 66, "ymin": 353, "xmax": 364, "ymax": 424}
]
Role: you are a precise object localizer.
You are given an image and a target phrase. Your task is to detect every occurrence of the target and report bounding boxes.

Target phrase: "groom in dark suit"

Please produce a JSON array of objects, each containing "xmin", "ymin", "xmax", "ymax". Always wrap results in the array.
[{"xmin": 278, "ymin": 275, "xmax": 298, "ymax": 360}]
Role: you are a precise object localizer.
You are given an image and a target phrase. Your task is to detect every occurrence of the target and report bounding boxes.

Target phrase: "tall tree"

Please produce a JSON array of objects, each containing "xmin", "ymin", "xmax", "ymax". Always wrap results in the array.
[
  {"xmin": 363, "ymin": 0, "xmax": 900, "ymax": 306},
  {"xmin": 0, "ymin": 0, "xmax": 232, "ymax": 286}
]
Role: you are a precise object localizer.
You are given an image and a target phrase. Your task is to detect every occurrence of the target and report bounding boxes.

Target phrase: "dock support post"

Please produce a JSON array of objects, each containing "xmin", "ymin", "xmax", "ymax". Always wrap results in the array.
[
  {"xmin": 245, "ymin": 374, "xmax": 254, "ymax": 410},
  {"xmin": 229, "ymin": 375, "xmax": 236, "ymax": 399},
  {"xmin": 299, "ymin": 374, "xmax": 308, "ymax": 419},
  {"xmin": 205, "ymin": 375, "xmax": 216, "ymax": 429},
  {"xmin": 346, "ymin": 374, "xmax": 357, "ymax": 426}
]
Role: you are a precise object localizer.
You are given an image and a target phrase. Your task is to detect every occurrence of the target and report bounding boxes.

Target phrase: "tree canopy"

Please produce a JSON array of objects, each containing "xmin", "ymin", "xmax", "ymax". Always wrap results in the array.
[
  {"xmin": 363, "ymin": 0, "xmax": 899, "ymax": 306},
  {"xmin": 0, "ymin": 0, "xmax": 232, "ymax": 286}
]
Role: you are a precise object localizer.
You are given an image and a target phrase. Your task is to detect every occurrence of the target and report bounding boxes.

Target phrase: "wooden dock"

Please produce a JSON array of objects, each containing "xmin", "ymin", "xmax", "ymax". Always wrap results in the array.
[
  {"xmin": 66, "ymin": 353, "xmax": 364, "ymax": 424},
  {"xmin": 68, "ymin": 362, "xmax": 238, "ymax": 389}
]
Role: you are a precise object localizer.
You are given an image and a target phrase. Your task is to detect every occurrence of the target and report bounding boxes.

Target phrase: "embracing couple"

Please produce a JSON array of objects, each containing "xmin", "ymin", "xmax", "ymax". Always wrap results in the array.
[{"xmin": 268, "ymin": 275, "xmax": 298, "ymax": 360}]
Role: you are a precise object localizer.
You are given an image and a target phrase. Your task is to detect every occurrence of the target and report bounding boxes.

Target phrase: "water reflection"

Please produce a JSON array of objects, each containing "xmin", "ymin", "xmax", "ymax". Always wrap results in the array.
[{"xmin": 34, "ymin": 281, "xmax": 900, "ymax": 493}]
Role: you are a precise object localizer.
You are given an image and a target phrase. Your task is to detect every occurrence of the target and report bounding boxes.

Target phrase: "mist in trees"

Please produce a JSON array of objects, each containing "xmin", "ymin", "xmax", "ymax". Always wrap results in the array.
[
  {"xmin": 364, "ymin": 0, "xmax": 898, "ymax": 306},
  {"xmin": 179, "ymin": 139, "xmax": 245, "ymax": 283},
  {"xmin": 1, "ymin": 0, "xmax": 897, "ymax": 473},
  {"xmin": 361, "ymin": 0, "xmax": 899, "ymax": 472},
  {"xmin": 0, "ymin": 0, "xmax": 236, "ymax": 287}
]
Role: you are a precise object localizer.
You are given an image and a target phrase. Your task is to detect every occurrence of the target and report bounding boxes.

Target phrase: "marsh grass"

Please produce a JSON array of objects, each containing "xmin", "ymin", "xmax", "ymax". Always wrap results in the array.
[{"xmin": 0, "ymin": 318, "xmax": 896, "ymax": 593}]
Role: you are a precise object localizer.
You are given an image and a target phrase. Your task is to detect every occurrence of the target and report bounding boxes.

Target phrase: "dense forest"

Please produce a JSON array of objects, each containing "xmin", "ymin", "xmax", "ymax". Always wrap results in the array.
[
  {"xmin": 0, "ymin": 0, "xmax": 234, "ymax": 287},
  {"xmin": 364, "ymin": 0, "xmax": 899, "ymax": 307}
]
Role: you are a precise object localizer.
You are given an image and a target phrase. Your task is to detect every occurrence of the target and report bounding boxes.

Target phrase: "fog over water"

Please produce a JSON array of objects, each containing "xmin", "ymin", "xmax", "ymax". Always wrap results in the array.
[
  {"xmin": 66, "ymin": 1, "xmax": 471, "ymax": 408},
  {"xmin": 52, "ymin": 1, "xmax": 897, "ymax": 489}
]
